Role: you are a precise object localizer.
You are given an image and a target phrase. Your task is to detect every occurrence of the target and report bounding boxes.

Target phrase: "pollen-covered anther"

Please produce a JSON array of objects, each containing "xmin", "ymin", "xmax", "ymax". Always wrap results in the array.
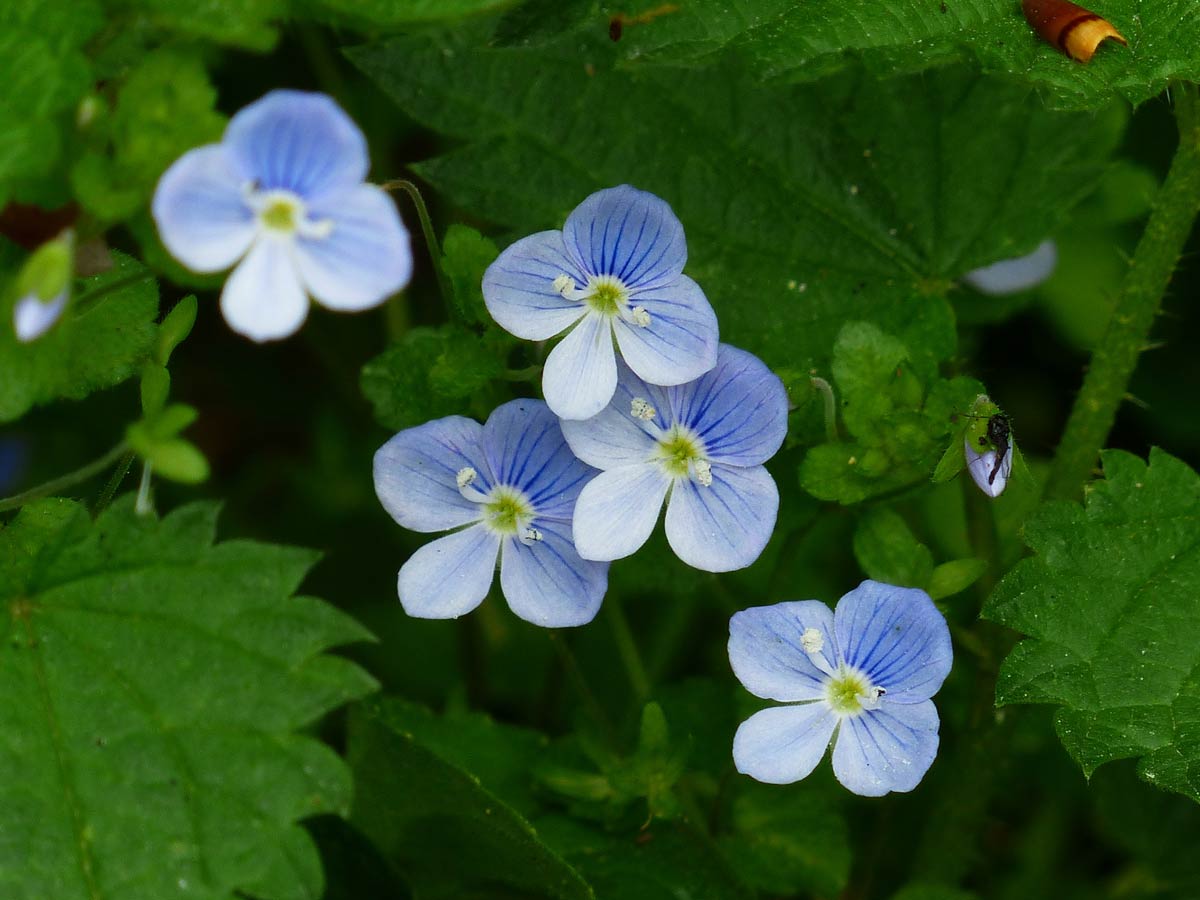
[
  {"xmin": 630, "ymin": 306, "xmax": 651, "ymax": 327},
  {"xmin": 693, "ymin": 459, "xmax": 713, "ymax": 487},
  {"xmin": 552, "ymin": 274, "xmax": 574, "ymax": 296},
  {"xmin": 630, "ymin": 397, "xmax": 657, "ymax": 421},
  {"xmin": 456, "ymin": 467, "xmax": 477, "ymax": 489},
  {"xmin": 862, "ymin": 685, "xmax": 886, "ymax": 710},
  {"xmin": 520, "ymin": 526, "xmax": 543, "ymax": 546},
  {"xmin": 799, "ymin": 627, "xmax": 824, "ymax": 654}
]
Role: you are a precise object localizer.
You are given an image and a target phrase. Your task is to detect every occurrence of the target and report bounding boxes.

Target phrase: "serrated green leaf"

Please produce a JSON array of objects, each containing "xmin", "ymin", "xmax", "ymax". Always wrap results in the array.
[
  {"xmin": 349, "ymin": 36, "xmax": 1120, "ymax": 373},
  {"xmin": 108, "ymin": 0, "xmax": 286, "ymax": 50},
  {"xmin": 310, "ymin": 0, "xmax": 524, "ymax": 28},
  {"xmin": 441, "ymin": 224, "xmax": 499, "ymax": 326},
  {"xmin": 348, "ymin": 697, "xmax": 593, "ymax": 900},
  {"xmin": 717, "ymin": 780, "xmax": 850, "ymax": 898},
  {"xmin": 495, "ymin": 0, "xmax": 1199, "ymax": 111},
  {"xmin": 0, "ymin": 251, "xmax": 159, "ymax": 423},
  {"xmin": 0, "ymin": 496, "xmax": 377, "ymax": 900},
  {"xmin": 984, "ymin": 448, "xmax": 1200, "ymax": 802},
  {"xmin": 853, "ymin": 507, "xmax": 934, "ymax": 588},
  {"xmin": 72, "ymin": 50, "xmax": 225, "ymax": 222}
]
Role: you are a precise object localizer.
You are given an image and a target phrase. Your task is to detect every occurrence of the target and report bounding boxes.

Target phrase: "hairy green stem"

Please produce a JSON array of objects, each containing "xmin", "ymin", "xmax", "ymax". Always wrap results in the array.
[
  {"xmin": 92, "ymin": 451, "xmax": 136, "ymax": 517},
  {"xmin": 606, "ymin": 598, "xmax": 652, "ymax": 704},
  {"xmin": 810, "ymin": 376, "xmax": 839, "ymax": 442},
  {"xmin": 382, "ymin": 178, "xmax": 454, "ymax": 312},
  {"xmin": 0, "ymin": 442, "xmax": 129, "ymax": 513},
  {"xmin": 1046, "ymin": 84, "xmax": 1200, "ymax": 499}
]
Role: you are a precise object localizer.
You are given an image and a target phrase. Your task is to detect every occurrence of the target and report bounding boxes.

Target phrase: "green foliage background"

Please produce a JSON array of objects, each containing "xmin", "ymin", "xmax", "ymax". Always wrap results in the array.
[{"xmin": 2, "ymin": 1, "xmax": 1200, "ymax": 898}]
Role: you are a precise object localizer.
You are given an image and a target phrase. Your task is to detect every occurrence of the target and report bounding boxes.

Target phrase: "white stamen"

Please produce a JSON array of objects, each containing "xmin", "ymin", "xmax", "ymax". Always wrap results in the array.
[
  {"xmin": 553, "ymin": 274, "xmax": 574, "ymax": 296},
  {"xmin": 862, "ymin": 685, "xmax": 886, "ymax": 710},
  {"xmin": 799, "ymin": 627, "xmax": 824, "ymax": 654},
  {"xmin": 693, "ymin": 459, "xmax": 713, "ymax": 487},
  {"xmin": 298, "ymin": 217, "xmax": 335, "ymax": 239},
  {"xmin": 520, "ymin": 526, "xmax": 543, "ymax": 546},
  {"xmin": 456, "ymin": 467, "xmax": 477, "ymax": 488},
  {"xmin": 630, "ymin": 306, "xmax": 651, "ymax": 327},
  {"xmin": 630, "ymin": 397, "xmax": 656, "ymax": 421}
]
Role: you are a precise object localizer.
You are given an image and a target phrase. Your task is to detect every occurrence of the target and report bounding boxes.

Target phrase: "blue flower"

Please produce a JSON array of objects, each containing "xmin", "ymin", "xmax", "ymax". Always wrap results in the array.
[
  {"xmin": 965, "ymin": 436, "xmax": 1012, "ymax": 497},
  {"xmin": 12, "ymin": 231, "xmax": 73, "ymax": 343},
  {"xmin": 482, "ymin": 185, "xmax": 719, "ymax": 420},
  {"xmin": 153, "ymin": 90, "xmax": 411, "ymax": 342},
  {"xmin": 729, "ymin": 581, "xmax": 952, "ymax": 796},
  {"xmin": 963, "ymin": 240, "xmax": 1057, "ymax": 295},
  {"xmin": 562, "ymin": 343, "xmax": 787, "ymax": 572},
  {"xmin": 373, "ymin": 399, "xmax": 609, "ymax": 627},
  {"xmin": 14, "ymin": 290, "xmax": 68, "ymax": 343}
]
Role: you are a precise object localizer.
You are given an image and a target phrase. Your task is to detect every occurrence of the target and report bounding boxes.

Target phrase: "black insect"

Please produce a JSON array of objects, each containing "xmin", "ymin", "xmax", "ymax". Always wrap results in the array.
[{"xmin": 978, "ymin": 414, "xmax": 1011, "ymax": 486}]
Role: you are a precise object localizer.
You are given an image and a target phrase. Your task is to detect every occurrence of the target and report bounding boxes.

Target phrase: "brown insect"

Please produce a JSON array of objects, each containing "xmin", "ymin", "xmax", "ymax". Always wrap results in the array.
[{"xmin": 1021, "ymin": 0, "xmax": 1127, "ymax": 63}]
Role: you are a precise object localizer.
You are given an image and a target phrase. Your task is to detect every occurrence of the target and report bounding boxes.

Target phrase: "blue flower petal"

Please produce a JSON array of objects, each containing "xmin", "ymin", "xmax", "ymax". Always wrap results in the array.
[
  {"xmin": 614, "ymin": 274, "xmax": 718, "ymax": 387},
  {"xmin": 152, "ymin": 145, "xmax": 256, "ymax": 273},
  {"xmin": 374, "ymin": 415, "xmax": 493, "ymax": 533},
  {"xmin": 224, "ymin": 90, "xmax": 368, "ymax": 200},
  {"xmin": 560, "ymin": 360, "xmax": 667, "ymax": 470},
  {"xmin": 965, "ymin": 438, "xmax": 1011, "ymax": 498},
  {"xmin": 398, "ymin": 525, "xmax": 500, "ymax": 619},
  {"xmin": 482, "ymin": 230, "xmax": 589, "ymax": 341},
  {"xmin": 672, "ymin": 344, "xmax": 788, "ymax": 467},
  {"xmin": 543, "ymin": 312, "xmax": 618, "ymax": 421},
  {"xmin": 572, "ymin": 464, "xmax": 671, "ymax": 561},
  {"xmin": 733, "ymin": 703, "xmax": 838, "ymax": 785},
  {"xmin": 963, "ymin": 240, "xmax": 1057, "ymax": 296},
  {"xmin": 729, "ymin": 601, "xmax": 837, "ymax": 702},
  {"xmin": 562, "ymin": 185, "xmax": 687, "ymax": 290},
  {"xmin": 296, "ymin": 183, "xmax": 412, "ymax": 311},
  {"xmin": 833, "ymin": 580, "xmax": 952, "ymax": 704},
  {"xmin": 831, "ymin": 700, "xmax": 940, "ymax": 796},
  {"xmin": 219, "ymin": 238, "xmax": 310, "ymax": 342},
  {"xmin": 664, "ymin": 463, "xmax": 778, "ymax": 572},
  {"xmin": 481, "ymin": 399, "xmax": 597, "ymax": 521},
  {"xmin": 14, "ymin": 289, "xmax": 68, "ymax": 343},
  {"xmin": 499, "ymin": 520, "xmax": 608, "ymax": 627}
]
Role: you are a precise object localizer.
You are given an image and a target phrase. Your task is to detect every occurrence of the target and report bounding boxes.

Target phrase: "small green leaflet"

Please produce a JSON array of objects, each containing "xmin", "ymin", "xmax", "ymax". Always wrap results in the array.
[
  {"xmin": 0, "ymin": 497, "xmax": 377, "ymax": 899},
  {"xmin": 495, "ymin": 0, "xmax": 1199, "ymax": 111},
  {"xmin": 350, "ymin": 34, "xmax": 1121, "ymax": 374},
  {"xmin": 985, "ymin": 449, "xmax": 1200, "ymax": 803}
]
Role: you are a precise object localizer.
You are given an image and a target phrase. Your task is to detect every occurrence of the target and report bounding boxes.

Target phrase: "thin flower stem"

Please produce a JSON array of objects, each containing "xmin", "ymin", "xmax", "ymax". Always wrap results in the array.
[
  {"xmin": 0, "ymin": 442, "xmax": 130, "ymax": 513},
  {"xmin": 92, "ymin": 451, "xmax": 136, "ymax": 517},
  {"xmin": 605, "ymin": 598, "xmax": 652, "ymax": 704},
  {"xmin": 810, "ymin": 376, "xmax": 838, "ymax": 442},
  {"xmin": 548, "ymin": 631, "xmax": 617, "ymax": 744},
  {"xmin": 382, "ymin": 178, "xmax": 454, "ymax": 313},
  {"xmin": 134, "ymin": 463, "xmax": 154, "ymax": 517},
  {"xmin": 1046, "ymin": 83, "xmax": 1200, "ymax": 500}
]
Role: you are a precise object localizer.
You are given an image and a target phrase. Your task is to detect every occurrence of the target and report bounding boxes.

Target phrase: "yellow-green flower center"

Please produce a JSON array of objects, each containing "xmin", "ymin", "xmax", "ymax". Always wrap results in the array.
[
  {"xmin": 483, "ymin": 487, "xmax": 533, "ymax": 535},
  {"xmin": 656, "ymin": 426, "xmax": 706, "ymax": 478},
  {"xmin": 261, "ymin": 197, "xmax": 299, "ymax": 231},
  {"xmin": 585, "ymin": 277, "xmax": 627, "ymax": 316},
  {"xmin": 825, "ymin": 667, "xmax": 879, "ymax": 716}
]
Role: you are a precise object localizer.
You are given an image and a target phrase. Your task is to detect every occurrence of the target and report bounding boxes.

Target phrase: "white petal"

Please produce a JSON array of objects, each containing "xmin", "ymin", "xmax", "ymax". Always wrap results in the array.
[
  {"xmin": 152, "ymin": 145, "xmax": 256, "ymax": 273},
  {"xmin": 499, "ymin": 521, "xmax": 608, "ymax": 628},
  {"xmin": 295, "ymin": 184, "xmax": 412, "ymax": 311},
  {"xmin": 664, "ymin": 463, "xmax": 778, "ymax": 573},
  {"xmin": 733, "ymin": 704, "xmax": 838, "ymax": 785},
  {"xmin": 219, "ymin": 238, "xmax": 310, "ymax": 342},
  {"xmin": 13, "ymin": 290, "xmax": 68, "ymax": 342},
  {"xmin": 963, "ymin": 240, "xmax": 1057, "ymax": 295},
  {"xmin": 572, "ymin": 464, "xmax": 670, "ymax": 562},
  {"xmin": 542, "ymin": 312, "xmax": 618, "ymax": 421},
  {"xmin": 559, "ymin": 358, "xmax": 668, "ymax": 470},
  {"xmin": 964, "ymin": 437, "xmax": 1011, "ymax": 498},
  {"xmin": 831, "ymin": 701, "xmax": 940, "ymax": 796},
  {"xmin": 398, "ymin": 526, "xmax": 500, "ymax": 619}
]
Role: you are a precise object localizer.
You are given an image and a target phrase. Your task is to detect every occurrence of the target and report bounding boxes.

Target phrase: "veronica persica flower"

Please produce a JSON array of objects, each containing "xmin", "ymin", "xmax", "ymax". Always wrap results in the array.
[
  {"xmin": 963, "ymin": 240, "xmax": 1057, "ymax": 295},
  {"xmin": 153, "ymin": 90, "xmax": 411, "ymax": 342},
  {"xmin": 12, "ymin": 231, "xmax": 72, "ymax": 343},
  {"xmin": 729, "ymin": 581, "xmax": 952, "ymax": 797},
  {"xmin": 373, "ymin": 399, "xmax": 608, "ymax": 628},
  {"xmin": 482, "ymin": 184, "xmax": 719, "ymax": 420},
  {"xmin": 562, "ymin": 344, "xmax": 787, "ymax": 572}
]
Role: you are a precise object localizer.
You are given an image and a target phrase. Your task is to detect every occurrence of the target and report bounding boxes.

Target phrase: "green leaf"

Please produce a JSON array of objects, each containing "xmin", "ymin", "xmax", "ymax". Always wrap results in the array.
[
  {"xmin": 349, "ymin": 36, "xmax": 1121, "ymax": 373},
  {"xmin": 984, "ymin": 448, "xmax": 1200, "ymax": 802},
  {"xmin": 441, "ymin": 224, "xmax": 500, "ymax": 326},
  {"xmin": 494, "ymin": 0, "xmax": 1198, "ymax": 111},
  {"xmin": 853, "ymin": 507, "xmax": 934, "ymax": 588},
  {"xmin": 0, "ymin": 496, "xmax": 377, "ymax": 899},
  {"xmin": 156, "ymin": 295, "xmax": 198, "ymax": 365},
  {"xmin": 927, "ymin": 558, "xmax": 988, "ymax": 601},
  {"xmin": 311, "ymin": 0, "xmax": 525, "ymax": 28},
  {"xmin": 360, "ymin": 325, "xmax": 509, "ymax": 431},
  {"xmin": 110, "ymin": 0, "xmax": 286, "ymax": 50},
  {"xmin": 717, "ymin": 780, "xmax": 850, "ymax": 898},
  {"xmin": 889, "ymin": 886, "xmax": 979, "ymax": 900},
  {"xmin": 347, "ymin": 697, "xmax": 593, "ymax": 900},
  {"xmin": 72, "ymin": 50, "xmax": 225, "ymax": 222},
  {"xmin": 0, "ymin": 251, "xmax": 159, "ymax": 423}
]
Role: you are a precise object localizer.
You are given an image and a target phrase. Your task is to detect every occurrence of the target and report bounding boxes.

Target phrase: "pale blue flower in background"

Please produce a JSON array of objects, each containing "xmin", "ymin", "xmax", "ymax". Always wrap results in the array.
[
  {"xmin": 11, "ymin": 229, "xmax": 73, "ymax": 343},
  {"xmin": 482, "ymin": 184, "xmax": 719, "ymax": 420},
  {"xmin": 153, "ymin": 90, "xmax": 411, "ymax": 342},
  {"xmin": 729, "ymin": 580, "xmax": 952, "ymax": 797},
  {"xmin": 963, "ymin": 240, "xmax": 1057, "ymax": 295},
  {"xmin": 14, "ymin": 291, "xmax": 68, "ymax": 343},
  {"xmin": 563, "ymin": 344, "xmax": 787, "ymax": 572},
  {"xmin": 373, "ymin": 399, "xmax": 608, "ymax": 628}
]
